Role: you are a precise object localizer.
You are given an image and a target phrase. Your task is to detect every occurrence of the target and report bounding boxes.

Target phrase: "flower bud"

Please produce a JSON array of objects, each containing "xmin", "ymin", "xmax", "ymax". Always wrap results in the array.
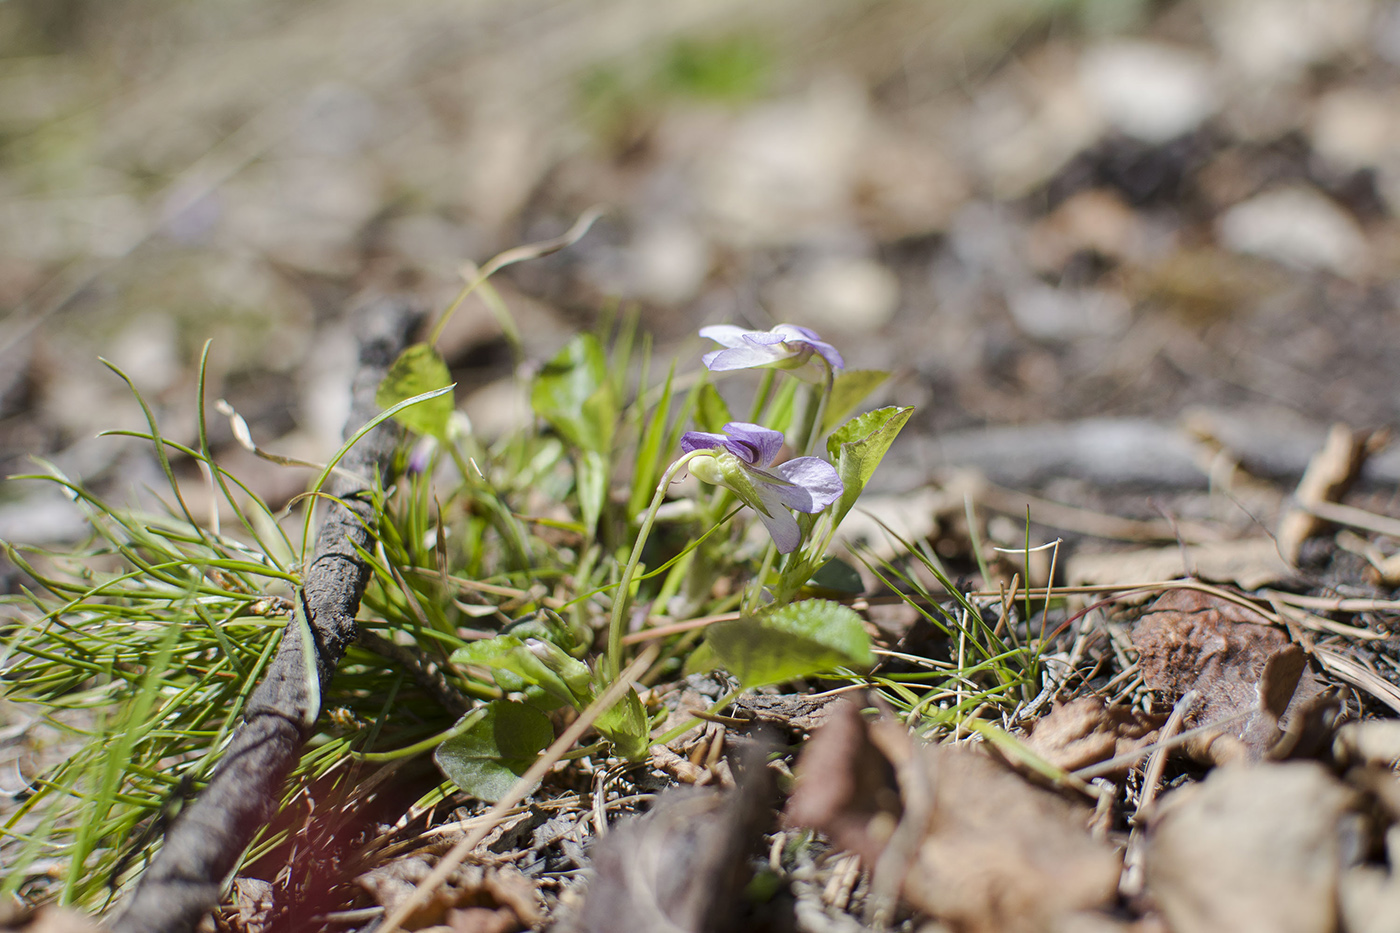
[{"xmin": 689, "ymin": 454, "xmax": 725, "ymax": 485}]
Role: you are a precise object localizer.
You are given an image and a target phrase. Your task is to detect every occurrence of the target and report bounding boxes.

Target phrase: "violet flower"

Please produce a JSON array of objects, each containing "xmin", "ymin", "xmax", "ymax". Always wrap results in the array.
[
  {"xmin": 681, "ymin": 422, "xmax": 842, "ymax": 554},
  {"xmin": 699, "ymin": 324, "xmax": 844, "ymax": 374}
]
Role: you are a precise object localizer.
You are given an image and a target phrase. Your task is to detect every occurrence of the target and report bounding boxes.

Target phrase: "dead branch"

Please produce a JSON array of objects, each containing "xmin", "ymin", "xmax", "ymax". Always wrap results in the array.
[{"xmin": 110, "ymin": 297, "xmax": 424, "ymax": 933}]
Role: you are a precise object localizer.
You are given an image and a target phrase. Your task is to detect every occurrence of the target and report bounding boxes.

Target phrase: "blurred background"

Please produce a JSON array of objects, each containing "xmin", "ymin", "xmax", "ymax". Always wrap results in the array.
[{"xmin": 4, "ymin": 0, "xmax": 1400, "ymax": 544}]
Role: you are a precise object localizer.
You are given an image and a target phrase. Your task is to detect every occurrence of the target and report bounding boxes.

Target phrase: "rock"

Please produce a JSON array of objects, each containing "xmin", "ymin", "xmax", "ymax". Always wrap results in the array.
[
  {"xmin": 1310, "ymin": 88, "xmax": 1400, "ymax": 173},
  {"xmin": 1080, "ymin": 41, "xmax": 1217, "ymax": 144},
  {"xmin": 1215, "ymin": 186, "xmax": 1368, "ymax": 278},
  {"xmin": 626, "ymin": 221, "xmax": 710, "ymax": 305},
  {"xmin": 1207, "ymin": 0, "xmax": 1373, "ymax": 85},
  {"xmin": 699, "ymin": 78, "xmax": 867, "ymax": 246},
  {"xmin": 968, "ymin": 43, "xmax": 1103, "ymax": 198},
  {"xmin": 1006, "ymin": 284, "xmax": 1130, "ymax": 341}
]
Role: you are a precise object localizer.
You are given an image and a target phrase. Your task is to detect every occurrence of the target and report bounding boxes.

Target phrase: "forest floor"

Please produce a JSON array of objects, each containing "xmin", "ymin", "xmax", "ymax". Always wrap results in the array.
[{"xmin": 6, "ymin": 1, "xmax": 1400, "ymax": 931}]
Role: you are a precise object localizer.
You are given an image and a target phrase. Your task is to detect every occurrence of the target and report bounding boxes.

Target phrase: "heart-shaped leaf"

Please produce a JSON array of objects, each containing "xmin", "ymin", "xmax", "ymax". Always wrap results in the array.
[
  {"xmin": 376, "ymin": 343, "xmax": 455, "ymax": 439},
  {"xmin": 704, "ymin": 598, "xmax": 873, "ymax": 689},
  {"xmin": 434, "ymin": 701, "xmax": 553, "ymax": 802},
  {"xmin": 821, "ymin": 369, "xmax": 890, "ymax": 433},
  {"xmin": 826, "ymin": 406, "xmax": 913, "ymax": 525}
]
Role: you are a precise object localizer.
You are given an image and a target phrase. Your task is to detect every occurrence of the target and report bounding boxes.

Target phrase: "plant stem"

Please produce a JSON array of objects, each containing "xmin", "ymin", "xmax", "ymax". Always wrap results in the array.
[
  {"xmin": 793, "ymin": 360, "xmax": 835, "ymax": 457},
  {"xmin": 607, "ymin": 450, "xmax": 707, "ymax": 674},
  {"xmin": 747, "ymin": 368, "xmax": 777, "ymax": 422}
]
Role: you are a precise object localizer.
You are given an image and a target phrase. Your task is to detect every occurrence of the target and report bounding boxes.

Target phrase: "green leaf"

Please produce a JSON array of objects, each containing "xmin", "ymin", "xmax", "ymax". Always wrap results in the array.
[
  {"xmin": 433, "ymin": 701, "xmax": 554, "ymax": 803},
  {"xmin": 576, "ymin": 449, "xmax": 608, "ymax": 535},
  {"xmin": 451, "ymin": 635, "xmax": 592, "ymax": 708},
  {"xmin": 695, "ymin": 382, "xmax": 732, "ymax": 433},
  {"xmin": 682, "ymin": 641, "xmax": 718, "ymax": 677},
  {"xmin": 502, "ymin": 610, "xmax": 581, "ymax": 656},
  {"xmin": 821, "ymin": 370, "xmax": 890, "ymax": 433},
  {"xmin": 762, "ymin": 377, "xmax": 799, "ymax": 435},
  {"xmin": 825, "ymin": 406, "xmax": 914, "ymax": 526},
  {"xmin": 531, "ymin": 334, "xmax": 616, "ymax": 453},
  {"xmin": 595, "ymin": 686, "xmax": 651, "ymax": 760},
  {"xmin": 628, "ymin": 363, "xmax": 676, "ymax": 518},
  {"xmin": 704, "ymin": 599, "xmax": 873, "ymax": 688},
  {"xmin": 375, "ymin": 343, "xmax": 455, "ymax": 438},
  {"xmin": 804, "ymin": 556, "xmax": 864, "ymax": 598}
]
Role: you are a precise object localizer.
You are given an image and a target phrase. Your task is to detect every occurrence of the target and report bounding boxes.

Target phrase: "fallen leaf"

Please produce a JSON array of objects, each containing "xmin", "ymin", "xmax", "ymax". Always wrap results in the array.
[
  {"xmin": 232, "ymin": 877, "xmax": 274, "ymax": 933},
  {"xmin": 1339, "ymin": 866, "xmax": 1400, "ymax": 933},
  {"xmin": 1132, "ymin": 589, "xmax": 1321, "ymax": 763},
  {"xmin": 1144, "ymin": 763, "xmax": 1359, "ymax": 933},
  {"xmin": 787, "ymin": 702, "xmax": 1121, "ymax": 933},
  {"xmin": 357, "ymin": 858, "xmax": 539, "ymax": 931},
  {"xmin": 1024, "ymin": 697, "xmax": 1161, "ymax": 774},
  {"xmin": 568, "ymin": 739, "xmax": 776, "ymax": 933},
  {"xmin": 0, "ymin": 906, "xmax": 104, "ymax": 933},
  {"xmin": 732, "ymin": 692, "xmax": 840, "ymax": 735}
]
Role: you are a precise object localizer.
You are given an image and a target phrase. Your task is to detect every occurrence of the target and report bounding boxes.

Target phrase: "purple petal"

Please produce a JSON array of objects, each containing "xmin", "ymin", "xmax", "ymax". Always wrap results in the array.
[
  {"xmin": 721, "ymin": 422, "xmax": 784, "ymax": 466},
  {"xmin": 698, "ymin": 324, "xmax": 753, "ymax": 348},
  {"xmin": 680, "ymin": 430, "xmax": 730, "ymax": 455},
  {"xmin": 772, "ymin": 324, "xmax": 845, "ymax": 370},
  {"xmin": 772, "ymin": 324, "xmax": 823, "ymax": 342},
  {"xmin": 752, "ymin": 485, "xmax": 803, "ymax": 553},
  {"xmin": 772, "ymin": 457, "xmax": 843, "ymax": 512},
  {"xmin": 806, "ymin": 339, "xmax": 844, "ymax": 371}
]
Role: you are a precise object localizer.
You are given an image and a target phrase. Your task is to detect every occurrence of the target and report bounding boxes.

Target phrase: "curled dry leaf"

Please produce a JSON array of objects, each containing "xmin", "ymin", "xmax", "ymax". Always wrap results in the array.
[
  {"xmin": 1132, "ymin": 589, "xmax": 1321, "ymax": 764},
  {"xmin": 1144, "ymin": 763, "xmax": 1360, "ymax": 933},
  {"xmin": 786, "ymin": 701, "xmax": 1121, "ymax": 933},
  {"xmin": 1024, "ymin": 696, "xmax": 1161, "ymax": 774}
]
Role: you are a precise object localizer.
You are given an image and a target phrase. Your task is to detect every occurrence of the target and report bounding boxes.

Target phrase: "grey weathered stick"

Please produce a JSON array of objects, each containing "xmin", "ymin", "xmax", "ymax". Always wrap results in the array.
[{"xmin": 111, "ymin": 297, "xmax": 422, "ymax": 933}]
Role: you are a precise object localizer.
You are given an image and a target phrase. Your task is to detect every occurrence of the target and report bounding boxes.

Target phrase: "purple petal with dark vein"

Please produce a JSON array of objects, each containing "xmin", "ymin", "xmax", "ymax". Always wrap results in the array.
[{"xmin": 721, "ymin": 422, "xmax": 784, "ymax": 466}]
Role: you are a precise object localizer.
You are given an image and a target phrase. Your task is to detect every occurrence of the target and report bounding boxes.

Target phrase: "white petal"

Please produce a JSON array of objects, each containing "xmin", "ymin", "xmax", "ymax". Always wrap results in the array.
[
  {"xmin": 705, "ymin": 345, "xmax": 785, "ymax": 371},
  {"xmin": 698, "ymin": 325, "xmax": 754, "ymax": 348}
]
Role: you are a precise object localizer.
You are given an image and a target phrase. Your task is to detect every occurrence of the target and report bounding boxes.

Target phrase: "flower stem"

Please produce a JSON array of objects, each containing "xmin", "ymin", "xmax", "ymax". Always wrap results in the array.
[
  {"xmin": 607, "ymin": 450, "xmax": 708, "ymax": 675},
  {"xmin": 747, "ymin": 368, "xmax": 777, "ymax": 423},
  {"xmin": 794, "ymin": 360, "xmax": 834, "ymax": 457},
  {"xmin": 743, "ymin": 542, "xmax": 779, "ymax": 615}
]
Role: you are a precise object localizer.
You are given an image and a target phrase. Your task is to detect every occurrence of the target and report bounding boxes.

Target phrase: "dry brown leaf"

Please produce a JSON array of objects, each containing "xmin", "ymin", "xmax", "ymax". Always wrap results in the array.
[
  {"xmin": 1339, "ymin": 865, "xmax": 1400, "ymax": 933},
  {"xmin": 782, "ymin": 700, "xmax": 900, "ymax": 860},
  {"xmin": 1144, "ymin": 763, "xmax": 1359, "ymax": 933},
  {"xmin": 445, "ymin": 905, "xmax": 524, "ymax": 933},
  {"xmin": 1024, "ymin": 697, "xmax": 1161, "ymax": 774},
  {"xmin": 231, "ymin": 877, "xmax": 274, "ymax": 933},
  {"xmin": 568, "ymin": 740, "xmax": 775, "ymax": 933},
  {"xmin": 732, "ymin": 692, "xmax": 840, "ymax": 735},
  {"xmin": 357, "ymin": 858, "xmax": 539, "ymax": 931},
  {"xmin": 0, "ymin": 906, "xmax": 104, "ymax": 933},
  {"xmin": 787, "ymin": 702, "xmax": 1121, "ymax": 933},
  {"xmin": 1132, "ymin": 589, "xmax": 1321, "ymax": 763}
]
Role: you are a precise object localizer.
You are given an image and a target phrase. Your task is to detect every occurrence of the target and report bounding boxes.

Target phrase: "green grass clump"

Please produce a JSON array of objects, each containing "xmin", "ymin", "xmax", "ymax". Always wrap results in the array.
[{"xmin": 0, "ymin": 222, "xmax": 1042, "ymax": 914}]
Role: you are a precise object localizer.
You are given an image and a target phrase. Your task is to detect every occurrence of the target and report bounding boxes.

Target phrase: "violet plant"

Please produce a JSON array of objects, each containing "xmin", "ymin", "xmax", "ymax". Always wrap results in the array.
[{"xmin": 381, "ymin": 311, "xmax": 912, "ymax": 795}]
